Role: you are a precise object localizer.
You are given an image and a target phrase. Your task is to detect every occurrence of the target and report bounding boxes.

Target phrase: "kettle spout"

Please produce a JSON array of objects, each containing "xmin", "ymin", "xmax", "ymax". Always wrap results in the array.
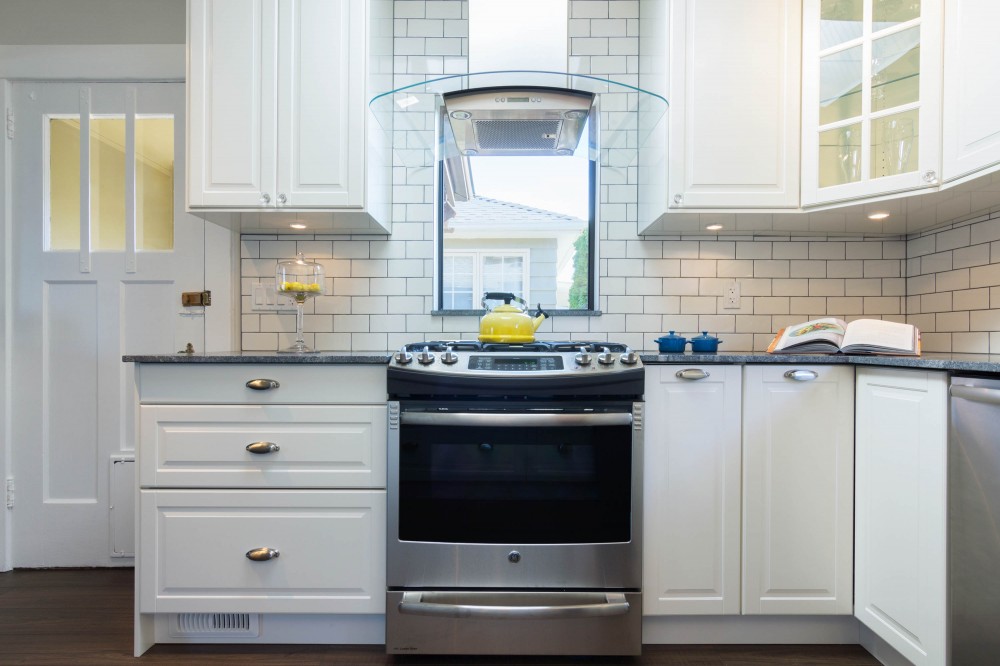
[{"xmin": 532, "ymin": 304, "xmax": 548, "ymax": 331}]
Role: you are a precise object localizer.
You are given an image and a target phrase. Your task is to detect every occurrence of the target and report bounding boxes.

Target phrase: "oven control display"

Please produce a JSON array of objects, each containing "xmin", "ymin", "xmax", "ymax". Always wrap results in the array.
[{"xmin": 468, "ymin": 355, "xmax": 563, "ymax": 371}]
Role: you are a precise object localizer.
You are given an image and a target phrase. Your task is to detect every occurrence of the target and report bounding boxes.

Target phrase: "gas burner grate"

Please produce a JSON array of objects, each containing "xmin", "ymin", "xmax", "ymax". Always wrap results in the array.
[{"xmin": 400, "ymin": 340, "xmax": 632, "ymax": 353}]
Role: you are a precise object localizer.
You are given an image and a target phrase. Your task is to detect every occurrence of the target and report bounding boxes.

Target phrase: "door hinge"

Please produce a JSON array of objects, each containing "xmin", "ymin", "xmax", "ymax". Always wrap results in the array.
[
  {"xmin": 5, "ymin": 107, "xmax": 13, "ymax": 140},
  {"xmin": 5, "ymin": 478, "xmax": 13, "ymax": 509},
  {"xmin": 182, "ymin": 290, "xmax": 212, "ymax": 307}
]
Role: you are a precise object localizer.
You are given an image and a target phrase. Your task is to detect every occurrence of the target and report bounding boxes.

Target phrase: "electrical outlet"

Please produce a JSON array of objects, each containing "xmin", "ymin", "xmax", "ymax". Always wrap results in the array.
[
  {"xmin": 724, "ymin": 280, "xmax": 740, "ymax": 309},
  {"xmin": 251, "ymin": 283, "xmax": 295, "ymax": 312}
]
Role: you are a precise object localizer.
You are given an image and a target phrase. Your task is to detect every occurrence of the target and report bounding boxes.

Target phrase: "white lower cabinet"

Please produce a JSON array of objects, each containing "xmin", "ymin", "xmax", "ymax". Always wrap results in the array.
[
  {"xmin": 855, "ymin": 367, "xmax": 947, "ymax": 666},
  {"xmin": 133, "ymin": 363, "xmax": 388, "ymax": 655},
  {"xmin": 139, "ymin": 489, "xmax": 385, "ymax": 614},
  {"xmin": 742, "ymin": 365, "xmax": 854, "ymax": 615},
  {"xmin": 644, "ymin": 364, "xmax": 854, "ymax": 618},
  {"xmin": 643, "ymin": 365, "xmax": 742, "ymax": 615}
]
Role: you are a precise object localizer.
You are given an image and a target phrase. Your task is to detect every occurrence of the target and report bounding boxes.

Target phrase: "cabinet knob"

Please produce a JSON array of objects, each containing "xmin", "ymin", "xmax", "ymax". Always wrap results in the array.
[
  {"xmin": 276, "ymin": 193, "xmax": 287, "ymax": 205},
  {"xmin": 922, "ymin": 170, "xmax": 937, "ymax": 183},
  {"xmin": 784, "ymin": 369, "xmax": 818, "ymax": 382},
  {"xmin": 246, "ymin": 441, "xmax": 280, "ymax": 454},
  {"xmin": 259, "ymin": 192, "xmax": 271, "ymax": 204},
  {"xmin": 676, "ymin": 368, "xmax": 710, "ymax": 380},
  {"xmin": 245, "ymin": 378, "xmax": 280, "ymax": 391},
  {"xmin": 673, "ymin": 193, "xmax": 683, "ymax": 204},
  {"xmin": 245, "ymin": 547, "xmax": 280, "ymax": 562}
]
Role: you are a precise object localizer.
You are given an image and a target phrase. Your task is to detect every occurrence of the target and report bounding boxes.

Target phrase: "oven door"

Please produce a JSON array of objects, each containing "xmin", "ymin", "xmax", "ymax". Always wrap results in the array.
[{"xmin": 387, "ymin": 401, "xmax": 642, "ymax": 589}]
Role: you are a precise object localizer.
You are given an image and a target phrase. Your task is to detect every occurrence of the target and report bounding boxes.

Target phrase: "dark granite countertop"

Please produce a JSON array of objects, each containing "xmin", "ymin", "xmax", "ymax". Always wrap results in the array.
[{"xmin": 123, "ymin": 350, "xmax": 1000, "ymax": 374}]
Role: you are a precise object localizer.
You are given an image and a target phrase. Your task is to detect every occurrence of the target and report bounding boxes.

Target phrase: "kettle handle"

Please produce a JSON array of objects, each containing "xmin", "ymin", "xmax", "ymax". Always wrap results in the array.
[
  {"xmin": 535, "ymin": 303, "xmax": 548, "ymax": 319},
  {"xmin": 482, "ymin": 292, "xmax": 525, "ymax": 308}
]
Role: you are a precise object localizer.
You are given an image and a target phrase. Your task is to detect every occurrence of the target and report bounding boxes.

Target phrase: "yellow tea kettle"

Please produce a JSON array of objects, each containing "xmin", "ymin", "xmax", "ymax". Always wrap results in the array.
[{"xmin": 479, "ymin": 292, "xmax": 548, "ymax": 343}]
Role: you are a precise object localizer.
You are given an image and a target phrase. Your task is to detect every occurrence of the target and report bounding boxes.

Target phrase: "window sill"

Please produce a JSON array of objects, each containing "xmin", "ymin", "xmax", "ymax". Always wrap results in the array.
[{"xmin": 431, "ymin": 309, "xmax": 602, "ymax": 317}]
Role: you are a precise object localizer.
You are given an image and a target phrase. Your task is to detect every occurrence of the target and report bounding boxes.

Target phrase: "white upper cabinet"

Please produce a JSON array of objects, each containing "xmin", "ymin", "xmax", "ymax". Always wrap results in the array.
[
  {"xmin": 187, "ymin": 0, "xmax": 365, "ymax": 210},
  {"xmin": 665, "ymin": 0, "xmax": 801, "ymax": 210},
  {"xmin": 941, "ymin": 0, "xmax": 1000, "ymax": 183},
  {"xmin": 802, "ymin": 0, "xmax": 943, "ymax": 205}
]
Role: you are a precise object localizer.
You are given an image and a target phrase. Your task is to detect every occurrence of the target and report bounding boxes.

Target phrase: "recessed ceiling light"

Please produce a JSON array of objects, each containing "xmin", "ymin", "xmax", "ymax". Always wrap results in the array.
[
  {"xmin": 867, "ymin": 212, "xmax": 890, "ymax": 221},
  {"xmin": 705, "ymin": 224, "xmax": 724, "ymax": 231},
  {"xmin": 289, "ymin": 223, "xmax": 307, "ymax": 230}
]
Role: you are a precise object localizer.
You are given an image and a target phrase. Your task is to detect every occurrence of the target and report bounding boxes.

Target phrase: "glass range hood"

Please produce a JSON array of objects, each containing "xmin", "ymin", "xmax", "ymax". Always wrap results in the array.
[{"xmin": 368, "ymin": 70, "xmax": 669, "ymax": 172}]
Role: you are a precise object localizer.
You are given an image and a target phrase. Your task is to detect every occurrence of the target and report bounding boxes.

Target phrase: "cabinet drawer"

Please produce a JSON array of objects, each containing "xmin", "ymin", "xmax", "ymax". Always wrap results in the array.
[
  {"xmin": 138, "ymin": 489, "xmax": 386, "ymax": 614},
  {"xmin": 139, "ymin": 405, "xmax": 386, "ymax": 488},
  {"xmin": 136, "ymin": 364, "xmax": 387, "ymax": 404}
]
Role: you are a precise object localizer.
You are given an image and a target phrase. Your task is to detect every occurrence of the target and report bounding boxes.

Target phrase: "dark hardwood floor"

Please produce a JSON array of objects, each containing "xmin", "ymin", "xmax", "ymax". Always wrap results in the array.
[{"xmin": 0, "ymin": 569, "xmax": 880, "ymax": 665}]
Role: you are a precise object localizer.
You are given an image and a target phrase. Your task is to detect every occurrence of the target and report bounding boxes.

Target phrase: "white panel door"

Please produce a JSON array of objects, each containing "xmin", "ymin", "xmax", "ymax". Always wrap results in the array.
[
  {"xmin": 742, "ymin": 365, "xmax": 854, "ymax": 615},
  {"xmin": 11, "ymin": 82, "xmax": 228, "ymax": 566},
  {"xmin": 643, "ymin": 365, "xmax": 742, "ymax": 615},
  {"xmin": 276, "ymin": 0, "xmax": 365, "ymax": 207},
  {"xmin": 855, "ymin": 367, "xmax": 946, "ymax": 666},
  {"xmin": 941, "ymin": 0, "xmax": 1000, "ymax": 183},
  {"xmin": 667, "ymin": 0, "xmax": 801, "ymax": 209},
  {"xmin": 187, "ymin": 0, "xmax": 277, "ymax": 207}
]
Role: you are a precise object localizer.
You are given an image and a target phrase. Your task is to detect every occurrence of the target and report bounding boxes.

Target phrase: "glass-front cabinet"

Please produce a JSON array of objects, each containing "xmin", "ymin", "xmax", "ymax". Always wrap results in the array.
[{"xmin": 802, "ymin": 0, "xmax": 942, "ymax": 205}]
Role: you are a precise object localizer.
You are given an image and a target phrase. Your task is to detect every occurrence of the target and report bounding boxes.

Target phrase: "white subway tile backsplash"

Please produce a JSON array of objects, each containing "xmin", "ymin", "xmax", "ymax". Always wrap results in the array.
[{"xmin": 232, "ymin": 2, "xmax": 1000, "ymax": 354}]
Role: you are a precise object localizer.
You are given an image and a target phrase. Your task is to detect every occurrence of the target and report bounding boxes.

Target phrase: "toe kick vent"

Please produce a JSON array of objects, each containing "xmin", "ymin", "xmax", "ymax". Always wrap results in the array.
[{"xmin": 170, "ymin": 613, "xmax": 260, "ymax": 637}]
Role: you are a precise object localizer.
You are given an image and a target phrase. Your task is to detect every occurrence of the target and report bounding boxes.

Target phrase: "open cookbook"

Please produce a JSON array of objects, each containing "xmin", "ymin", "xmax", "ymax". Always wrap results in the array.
[{"xmin": 767, "ymin": 317, "xmax": 921, "ymax": 355}]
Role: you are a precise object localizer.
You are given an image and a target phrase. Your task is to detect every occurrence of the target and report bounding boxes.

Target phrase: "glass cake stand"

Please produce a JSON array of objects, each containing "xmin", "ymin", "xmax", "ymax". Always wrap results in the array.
[{"xmin": 276, "ymin": 252, "xmax": 325, "ymax": 353}]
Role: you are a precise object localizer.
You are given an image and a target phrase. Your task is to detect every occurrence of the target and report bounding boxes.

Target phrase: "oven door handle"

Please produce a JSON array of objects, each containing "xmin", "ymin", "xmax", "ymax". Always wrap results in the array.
[
  {"xmin": 398, "ymin": 412, "xmax": 632, "ymax": 427},
  {"xmin": 397, "ymin": 592, "xmax": 630, "ymax": 619}
]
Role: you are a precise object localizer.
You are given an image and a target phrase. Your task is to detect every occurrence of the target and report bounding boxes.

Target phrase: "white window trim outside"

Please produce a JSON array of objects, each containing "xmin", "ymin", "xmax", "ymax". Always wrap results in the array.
[{"xmin": 443, "ymin": 248, "xmax": 531, "ymax": 310}]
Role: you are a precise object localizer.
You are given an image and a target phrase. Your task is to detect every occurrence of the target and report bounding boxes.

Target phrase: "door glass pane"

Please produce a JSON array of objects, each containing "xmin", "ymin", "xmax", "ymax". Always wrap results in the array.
[
  {"xmin": 820, "ymin": 45, "xmax": 863, "ymax": 125},
  {"xmin": 871, "ymin": 26, "xmax": 920, "ymax": 113},
  {"xmin": 871, "ymin": 109, "xmax": 918, "ymax": 178},
  {"xmin": 48, "ymin": 117, "xmax": 80, "ymax": 251},
  {"xmin": 482, "ymin": 255, "xmax": 524, "ymax": 297},
  {"xmin": 819, "ymin": 122, "xmax": 863, "ymax": 188},
  {"xmin": 90, "ymin": 117, "xmax": 125, "ymax": 250},
  {"xmin": 820, "ymin": 0, "xmax": 863, "ymax": 50},
  {"xmin": 136, "ymin": 117, "xmax": 174, "ymax": 251},
  {"xmin": 873, "ymin": 0, "xmax": 920, "ymax": 32},
  {"xmin": 443, "ymin": 255, "xmax": 474, "ymax": 309}
]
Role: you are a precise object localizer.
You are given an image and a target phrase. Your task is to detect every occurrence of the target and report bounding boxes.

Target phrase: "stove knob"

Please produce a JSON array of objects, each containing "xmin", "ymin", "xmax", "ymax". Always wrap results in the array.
[
  {"xmin": 417, "ymin": 349, "xmax": 436, "ymax": 365},
  {"xmin": 440, "ymin": 349, "xmax": 459, "ymax": 365},
  {"xmin": 393, "ymin": 351, "xmax": 413, "ymax": 365},
  {"xmin": 575, "ymin": 352, "xmax": 592, "ymax": 366},
  {"xmin": 620, "ymin": 351, "xmax": 639, "ymax": 365},
  {"xmin": 597, "ymin": 349, "xmax": 616, "ymax": 365}
]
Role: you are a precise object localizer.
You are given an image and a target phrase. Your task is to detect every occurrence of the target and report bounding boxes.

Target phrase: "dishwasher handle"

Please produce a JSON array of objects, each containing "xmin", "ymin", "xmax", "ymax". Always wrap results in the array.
[{"xmin": 951, "ymin": 384, "xmax": 1000, "ymax": 406}]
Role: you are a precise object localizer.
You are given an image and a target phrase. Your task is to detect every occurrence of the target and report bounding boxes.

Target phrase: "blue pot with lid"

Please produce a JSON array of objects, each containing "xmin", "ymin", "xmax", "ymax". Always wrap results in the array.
[
  {"xmin": 654, "ymin": 331, "xmax": 688, "ymax": 353},
  {"xmin": 689, "ymin": 331, "xmax": 722, "ymax": 353}
]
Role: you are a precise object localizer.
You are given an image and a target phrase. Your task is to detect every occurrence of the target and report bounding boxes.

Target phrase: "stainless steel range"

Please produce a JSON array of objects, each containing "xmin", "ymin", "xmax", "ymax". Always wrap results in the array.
[{"xmin": 385, "ymin": 341, "xmax": 643, "ymax": 656}]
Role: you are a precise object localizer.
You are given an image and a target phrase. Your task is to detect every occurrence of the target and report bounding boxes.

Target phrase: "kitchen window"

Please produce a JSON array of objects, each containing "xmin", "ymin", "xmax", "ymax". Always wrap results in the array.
[{"xmin": 442, "ymin": 251, "xmax": 529, "ymax": 310}]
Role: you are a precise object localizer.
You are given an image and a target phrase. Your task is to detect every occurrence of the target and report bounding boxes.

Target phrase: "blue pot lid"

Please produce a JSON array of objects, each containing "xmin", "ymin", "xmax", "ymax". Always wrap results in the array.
[
  {"xmin": 691, "ymin": 331, "xmax": 720, "ymax": 342},
  {"xmin": 656, "ymin": 330, "xmax": 686, "ymax": 341}
]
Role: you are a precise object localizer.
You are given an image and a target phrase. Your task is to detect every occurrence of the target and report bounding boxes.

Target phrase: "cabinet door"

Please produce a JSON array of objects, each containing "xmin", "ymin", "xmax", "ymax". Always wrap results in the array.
[
  {"xmin": 941, "ymin": 0, "xmax": 1000, "ymax": 183},
  {"xmin": 742, "ymin": 365, "xmax": 854, "ymax": 615},
  {"xmin": 855, "ymin": 368, "xmax": 946, "ymax": 666},
  {"xmin": 667, "ymin": 0, "xmax": 800, "ymax": 209},
  {"xmin": 187, "ymin": 0, "xmax": 277, "ymax": 207},
  {"xmin": 276, "ymin": 0, "xmax": 365, "ymax": 208},
  {"xmin": 643, "ymin": 365, "xmax": 742, "ymax": 615},
  {"xmin": 801, "ymin": 0, "xmax": 942, "ymax": 205}
]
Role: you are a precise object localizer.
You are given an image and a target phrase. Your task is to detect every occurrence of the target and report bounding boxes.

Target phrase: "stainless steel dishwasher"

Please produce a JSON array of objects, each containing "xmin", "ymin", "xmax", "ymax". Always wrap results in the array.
[{"xmin": 949, "ymin": 375, "xmax": 1000, "ymax": 664}]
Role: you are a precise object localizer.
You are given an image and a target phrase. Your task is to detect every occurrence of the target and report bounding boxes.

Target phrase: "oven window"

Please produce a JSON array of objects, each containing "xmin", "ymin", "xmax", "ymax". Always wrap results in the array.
[{"xmin": 397, "ymin": 421, "xmax": 632, "ymax": 544}]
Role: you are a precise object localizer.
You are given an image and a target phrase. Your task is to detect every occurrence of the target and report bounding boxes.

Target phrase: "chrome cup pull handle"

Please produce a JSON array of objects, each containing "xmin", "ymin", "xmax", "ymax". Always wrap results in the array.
[
  {"xmin": 784, "ymin": 369, "xmax": 818, "ymax": 381},
  {"xmin": 676, "ymin": 368, "xmax": 710, "ymax": 380},
  {"xmin": 246, "ymin": 441, "xmax": 280, "ymax": 454},
  {"xmin": 245, "ymin": 547, "xmax": 279, "ymax": 561},
  {"xmin": 245, "ymin": 378, "xmax": 280, "ymax": 391}
]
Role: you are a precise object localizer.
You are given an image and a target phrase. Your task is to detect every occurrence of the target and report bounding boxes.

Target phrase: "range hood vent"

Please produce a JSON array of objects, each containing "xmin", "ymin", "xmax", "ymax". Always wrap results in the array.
[{"xmin": 443, "ymin": 87, "xmax": 595, "ymax": 157}]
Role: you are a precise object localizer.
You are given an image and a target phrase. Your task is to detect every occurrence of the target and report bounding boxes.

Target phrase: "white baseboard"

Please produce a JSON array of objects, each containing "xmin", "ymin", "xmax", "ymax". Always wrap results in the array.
[
  {"xmin": 152, "ymin": 613, "xmax": 385, "ymax": 646},
  {"xmin": 643, "ymin": 614, "xmax": 862, "ymax": 644}
]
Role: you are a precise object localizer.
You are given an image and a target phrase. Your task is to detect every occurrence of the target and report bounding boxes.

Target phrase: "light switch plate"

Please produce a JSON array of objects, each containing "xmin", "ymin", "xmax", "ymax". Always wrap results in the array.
[{"xmin": 251, "ymin": 283, "xmax": 295, "ymax": 312}]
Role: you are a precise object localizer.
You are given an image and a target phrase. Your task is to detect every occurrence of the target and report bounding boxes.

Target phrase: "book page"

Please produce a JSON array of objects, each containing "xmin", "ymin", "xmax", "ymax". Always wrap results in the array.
[
  {"xmin": 773, "ymin": 318, "xmax": 847, "ymax": 351},
  {"xmin": 841, "ymin": 319, "xmax": 916, "ymax": 352}
]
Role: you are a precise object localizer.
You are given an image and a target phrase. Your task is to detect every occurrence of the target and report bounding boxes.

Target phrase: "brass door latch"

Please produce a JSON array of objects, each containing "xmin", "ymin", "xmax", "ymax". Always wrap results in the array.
[{"xmin": 181, "ymin": 290, "xmax": 211, "ymax": 306}]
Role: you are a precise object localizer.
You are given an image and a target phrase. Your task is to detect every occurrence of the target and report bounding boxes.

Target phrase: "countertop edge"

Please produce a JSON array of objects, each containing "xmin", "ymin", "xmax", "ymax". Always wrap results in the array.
[{"xmin": 123, "ymin": 351, "xmax": 1000, "ymax": 374}]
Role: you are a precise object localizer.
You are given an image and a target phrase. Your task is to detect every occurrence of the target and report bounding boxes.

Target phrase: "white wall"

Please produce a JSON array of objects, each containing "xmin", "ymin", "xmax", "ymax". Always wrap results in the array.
[
  {"xmin": 0, "ymin": 79, "xmax": 11, "ymax": 571},
  {"xmin": 0, "ymin": 0, "xmax": 185, "ymax": 45}
]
